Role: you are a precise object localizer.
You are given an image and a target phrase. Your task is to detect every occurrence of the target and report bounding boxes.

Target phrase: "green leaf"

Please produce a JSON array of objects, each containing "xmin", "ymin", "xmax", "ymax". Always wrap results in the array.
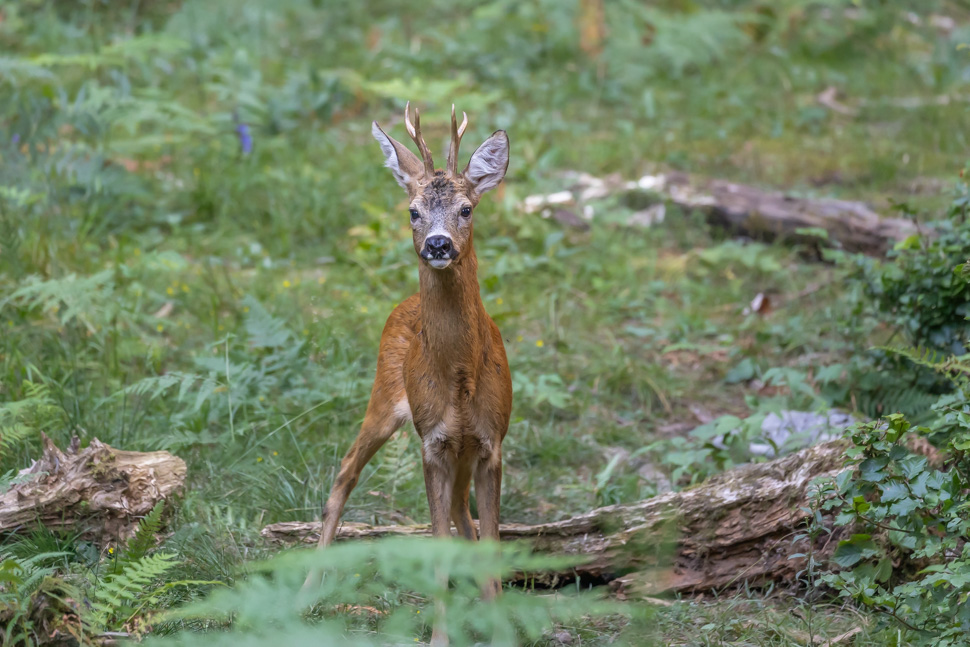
[
  {"xmin": 900, "ymin": 455, "xmax": 929, "ymax": 480},
  {"xmin": 881, "ymin": 481, "xmax": 909, "ymax": 502},
  {"xmin": 860, "ymin": 457, "xmax": 889, "ymax": 482},
  {"xmin": 724, "ymin": 358, "xmax": 756, "ymax": 384},
  {"xmin": 894, "ymin": 234, "xmax": 922, "ymax": 250},
  {"xmin": 875, "ymin": 557, "xmax": 893, "ymax": 583},
  {"xmin": 832, "ymin": 534, "xmax": 881, "ymax": 568},
  {"xmin": 835, "ymin": 469, "xmax": 854, "ymax": 494},
  {"xmin": 888, "ymin": 498, "xmax": 919, "ymax": 516}
]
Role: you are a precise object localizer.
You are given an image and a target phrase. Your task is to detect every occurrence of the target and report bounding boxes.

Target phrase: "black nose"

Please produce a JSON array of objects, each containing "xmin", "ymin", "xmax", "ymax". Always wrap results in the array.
[{"xmin": 425, "ymin": 236, "xmax": 453, "ymax": 258}]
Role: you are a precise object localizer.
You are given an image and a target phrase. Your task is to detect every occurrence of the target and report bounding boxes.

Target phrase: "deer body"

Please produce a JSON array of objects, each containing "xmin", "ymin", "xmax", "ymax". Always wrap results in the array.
[{"xmin": 309, "ymin": 106, "xmax": 512, "ymax": 640}]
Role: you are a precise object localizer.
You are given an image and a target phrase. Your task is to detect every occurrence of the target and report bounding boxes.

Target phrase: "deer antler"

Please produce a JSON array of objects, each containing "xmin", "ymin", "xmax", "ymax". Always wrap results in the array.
[
  {"xmin": 404, "ymin": 101, "xmax": 435, "ymax": 176},
  {"xmin": 446, "ymin": 104, "xmax": 468, "ymax": 177}
]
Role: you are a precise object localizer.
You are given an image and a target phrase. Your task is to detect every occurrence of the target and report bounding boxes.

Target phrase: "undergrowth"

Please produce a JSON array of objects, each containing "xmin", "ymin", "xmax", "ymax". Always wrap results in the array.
[{"xmin": 2, "ymin": 0, "xmax": 970, "ymax": 644}]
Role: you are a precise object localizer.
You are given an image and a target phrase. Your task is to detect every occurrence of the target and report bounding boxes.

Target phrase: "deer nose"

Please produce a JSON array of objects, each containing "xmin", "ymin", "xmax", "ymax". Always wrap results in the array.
[{"xmin": 424, "ymin": 235, "xmax": 453, "ymax": 258}]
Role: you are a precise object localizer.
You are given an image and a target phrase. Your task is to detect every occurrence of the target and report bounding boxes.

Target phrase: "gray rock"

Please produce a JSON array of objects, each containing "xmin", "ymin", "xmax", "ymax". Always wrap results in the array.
[{"xmin": 750, "ymin": 409, "xmax": 856, "ymax": 457}]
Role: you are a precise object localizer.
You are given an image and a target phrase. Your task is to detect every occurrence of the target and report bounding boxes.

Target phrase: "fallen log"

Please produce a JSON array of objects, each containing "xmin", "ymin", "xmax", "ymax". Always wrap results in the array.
[
  {"xmin": 262, "ymin": 440, "xmax": 849, "ymax": 597},
  {"xmin": 523, "ymin": 171, "xmax": 918, "ymax": 256},
  {"xmin": 0, "ymin": 434, "xmax": 186, "ymax": 543}
]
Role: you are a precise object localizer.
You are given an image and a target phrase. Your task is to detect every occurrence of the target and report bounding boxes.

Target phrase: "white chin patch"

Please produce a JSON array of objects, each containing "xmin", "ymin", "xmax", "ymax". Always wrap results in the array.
[{"xmin": 427, "ymin": 258, "xmax": 452, "ymax": 269}]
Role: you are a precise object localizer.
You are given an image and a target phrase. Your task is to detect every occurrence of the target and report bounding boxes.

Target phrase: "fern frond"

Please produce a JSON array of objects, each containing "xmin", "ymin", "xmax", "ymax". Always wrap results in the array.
[
  {"xmin": 2, "ymin": 269, "xmax": 116, "ymax": 333},
  {"xmin": 89, "ymin": 553, "xmax": 179, "ymax": 631},
  {"xmin": 123, "ymin": 501, "xmax": 166, "ymax": 564},
  {"xmin": 880, "ymin": 344, "xmax": 970, "ymax": 388},
  {"xmin": 854, "ymin": 383, "xmax": 941, "ymax": 421},
  {"xmin": 241, "ymin": 295, "xmax": 295, "ymax": 348},
  {"xmin": 121, "ymin": 372, "xmax": 218, "ymax": 412},
  {"xmin": 379, "ymin": 430, "xmax": 417, "ymax": 509},
  {"xmin": 0, "ymin": 424, "xmax": 32, "ymax": 454}
]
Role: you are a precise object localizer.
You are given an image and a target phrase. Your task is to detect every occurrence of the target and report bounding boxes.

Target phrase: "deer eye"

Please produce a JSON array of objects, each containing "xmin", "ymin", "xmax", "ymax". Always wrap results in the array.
[
  {"xmin": 460, "ymin": 206, "xmax": 472, "ymax": 218},
  {"xmin": 409, "ymin": 209, "xmax": 420, "ymax": 223}
]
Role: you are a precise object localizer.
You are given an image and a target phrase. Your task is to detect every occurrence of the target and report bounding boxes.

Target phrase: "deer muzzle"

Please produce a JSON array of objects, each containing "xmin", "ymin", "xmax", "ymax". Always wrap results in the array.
[{"xmin": 422, "ymin": 235, "xmax": 458, "ymax": 268}]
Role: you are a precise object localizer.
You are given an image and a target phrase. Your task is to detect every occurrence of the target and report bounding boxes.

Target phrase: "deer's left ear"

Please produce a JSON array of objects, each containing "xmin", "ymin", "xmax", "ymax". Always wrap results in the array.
[{"xmin": 464, "ymin": 130, "xmax": 509, "ymax": 195}]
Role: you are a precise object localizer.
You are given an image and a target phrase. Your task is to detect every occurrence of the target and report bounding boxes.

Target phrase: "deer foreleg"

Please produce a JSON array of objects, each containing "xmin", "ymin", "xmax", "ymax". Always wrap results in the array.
[
  {"xmin": 450, "ymin": 461, "xmax": 477, "ymax": 541},
  {"xmin": 474, "ymin": 449, "xmax": 503, "ymax": 600},
  {"xmin": 422, "ymin": 447, "xmax": 458, "ymax": 647}
]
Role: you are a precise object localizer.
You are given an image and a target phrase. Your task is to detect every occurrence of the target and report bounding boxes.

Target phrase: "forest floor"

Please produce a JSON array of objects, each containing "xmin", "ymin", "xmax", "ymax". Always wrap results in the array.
[{"xmin": 2, "ymin": 2, "xmax": 970, "ymax": 645}]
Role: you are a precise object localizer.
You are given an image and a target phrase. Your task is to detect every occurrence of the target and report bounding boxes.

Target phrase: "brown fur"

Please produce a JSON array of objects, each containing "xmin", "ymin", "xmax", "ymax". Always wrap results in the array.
[{"xmin": 310, "ymin": 110, "xmax": 513, "ymax": 641}]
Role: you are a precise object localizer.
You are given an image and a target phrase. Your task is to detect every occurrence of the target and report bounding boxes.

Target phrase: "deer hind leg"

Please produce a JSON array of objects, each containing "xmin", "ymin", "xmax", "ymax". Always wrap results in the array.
[
  {"xmin": 315, "ymin": 397, "xmax": 407, "ymax": 550},
  {"xmin": 302, "ymin": 391, "xmax": 408, "ymax": 592}
]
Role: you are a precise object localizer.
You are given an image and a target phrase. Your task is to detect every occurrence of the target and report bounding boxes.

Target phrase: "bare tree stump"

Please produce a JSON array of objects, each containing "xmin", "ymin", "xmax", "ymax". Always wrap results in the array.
[
  {"xmin": 0, "ymin": 434, "xmax": 186, "ymax": 543},
  {"xmin": 262, "ymin": 440, "xmax": 849, "ymax": 596}
]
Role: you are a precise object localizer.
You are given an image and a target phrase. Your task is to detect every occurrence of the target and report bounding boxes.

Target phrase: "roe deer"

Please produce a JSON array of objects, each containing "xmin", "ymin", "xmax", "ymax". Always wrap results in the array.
[{"xmin": 307, "ymin": 103, "xmax": 512, "ymax": 645}]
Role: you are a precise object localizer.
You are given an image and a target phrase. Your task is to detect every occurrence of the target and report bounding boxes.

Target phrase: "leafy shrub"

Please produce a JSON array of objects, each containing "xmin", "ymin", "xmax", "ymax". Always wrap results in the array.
[
  {"xmin": 853, "ymin": 186, "xmax": 970, "ymax": 355},
  {"xmin": 816, "ymin": 413, "xmax": 970, "ymax": 645}
]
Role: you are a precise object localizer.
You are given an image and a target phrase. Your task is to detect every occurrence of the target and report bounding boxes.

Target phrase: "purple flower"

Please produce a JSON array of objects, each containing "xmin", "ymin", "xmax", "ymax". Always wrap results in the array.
[
  {"xmin": 11, "ymin": 133, "xmax": 20, "ymax": 145},
  {"xmin": 235, "ymin": 123, "xmax": 253, "ymax": 155}
]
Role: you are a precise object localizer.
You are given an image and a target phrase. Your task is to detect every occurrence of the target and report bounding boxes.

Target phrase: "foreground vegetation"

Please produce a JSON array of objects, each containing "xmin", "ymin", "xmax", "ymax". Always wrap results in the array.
[{"xmin": 2, "ymin": 0, "xmax": 970, "ymax": 644}]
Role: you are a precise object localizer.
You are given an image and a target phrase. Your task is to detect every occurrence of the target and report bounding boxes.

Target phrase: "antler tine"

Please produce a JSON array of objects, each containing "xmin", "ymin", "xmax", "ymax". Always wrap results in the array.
[
  {"xmin": 447, "ymin": 104, "xmax": 469, "ymax": 176},
  {"xmin": 404, "ymin": 100, "xmax": 435, "ymax": 176}
]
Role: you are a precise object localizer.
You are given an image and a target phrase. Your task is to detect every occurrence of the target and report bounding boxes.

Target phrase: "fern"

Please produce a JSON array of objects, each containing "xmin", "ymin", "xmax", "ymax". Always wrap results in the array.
[
  {"xmin": 154, "ymin": 538, "xmax": 612, "ymax": 647},
  {"xmin": 241, "ymin": 294, "xmax": 295, "ymax": 349},
  {"xmin": 854, "ymin": 384, "xmax": 941, "ymax": 422},
  {"xmin": 2, "ymin": 269, "xmax": 116, "ymax": 333},
  {"xmin": 89, "ymin": 553, "xmax": 179, "ymax": 631},
  {"xmin": 378, "ymin": 429, "xmax": 418, "ymax": 511},
  {"xmin": 606, "ymin": 1, "xmax": 752, "ymax": 82},
  {"xmin": 881, "ymin": 344, "xmax": 970, "ymax": 389},
  {"xmin": 0, "ymin": 381, "xmax": 62, "ymax": 472},
  {"xmin": 0, "ymin": 551, "xmax": 75, "ymax": 646},
  {"xmin": 27, "ymin": 33, "xmax": 190, "ymax": 70},
  {"xmin": 122, "ymin": 372, "xmax": 219, "ymax": 413},
  {"xmin": 122, "ymin": 501, "xmax": 166, "ymax": 565}
]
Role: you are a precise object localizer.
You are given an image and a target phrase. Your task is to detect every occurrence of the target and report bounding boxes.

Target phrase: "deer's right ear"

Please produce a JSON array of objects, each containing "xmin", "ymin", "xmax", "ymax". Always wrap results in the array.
[{"xmin": 372, "ymin": 121, "xmax": 424, "ymax": 190}]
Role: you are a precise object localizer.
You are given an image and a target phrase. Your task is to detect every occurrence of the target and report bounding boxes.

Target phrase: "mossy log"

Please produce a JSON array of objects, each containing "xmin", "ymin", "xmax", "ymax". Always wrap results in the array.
[
  {"xmin": 0, "ymin": 434, "xmax": 186, "ymax": 543},
  {"xmin": 524, "ymin": 171, "xmax": 918, "ymax": 256},
  {"xmin": 262, "ymin": 441, "xmax": 849, "ymax": 597}
]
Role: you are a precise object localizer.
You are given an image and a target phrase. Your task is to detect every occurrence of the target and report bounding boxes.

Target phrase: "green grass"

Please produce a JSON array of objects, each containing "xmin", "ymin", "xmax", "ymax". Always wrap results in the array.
[{"xmin": 2, "ymin": 0, "xmax": 970, "ymax": 644}]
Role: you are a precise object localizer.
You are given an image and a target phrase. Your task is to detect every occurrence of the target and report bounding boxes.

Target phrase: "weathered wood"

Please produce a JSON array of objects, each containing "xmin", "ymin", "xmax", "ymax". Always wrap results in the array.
[
  {"xmin": 523, "ymin": 171, "xmax": 918, "ymax": 256},
  {"xmin": 0, "ymin": 434, "xmax": 186, "ymax": 543},
  {"xmin": 263, "ymin": 440, "xmax": 849, "ymax": 596}
]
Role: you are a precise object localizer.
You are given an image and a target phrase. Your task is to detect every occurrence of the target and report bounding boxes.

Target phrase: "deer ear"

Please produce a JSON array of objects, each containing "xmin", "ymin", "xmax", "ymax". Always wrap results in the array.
[
  {"xmin": 372, "ymin": 121, "xmax": 425, "ymax": 190},
  {"xmin": 464, "ymin": 130, "xmax": 509, "ymax": 195}
]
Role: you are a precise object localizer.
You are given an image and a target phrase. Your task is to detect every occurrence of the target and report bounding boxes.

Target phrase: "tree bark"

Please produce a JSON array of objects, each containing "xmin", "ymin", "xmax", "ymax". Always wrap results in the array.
[
  {"xmin": 0, "ymin": 434, "xmax": 186, "ymax": 543},
  {"xmin": 523, "ymin": 171, "xmax": 918, "ymax": 256},
  {"xmin": 262, "ymin": 440, "xmax": 849, "ymax": 597}
]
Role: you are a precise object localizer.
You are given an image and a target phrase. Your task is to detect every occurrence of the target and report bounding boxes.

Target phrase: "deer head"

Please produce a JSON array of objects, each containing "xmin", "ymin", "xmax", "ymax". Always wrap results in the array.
[{"xmin": 372, "ymin": 102, "xmax": 509, "ymax": 270}]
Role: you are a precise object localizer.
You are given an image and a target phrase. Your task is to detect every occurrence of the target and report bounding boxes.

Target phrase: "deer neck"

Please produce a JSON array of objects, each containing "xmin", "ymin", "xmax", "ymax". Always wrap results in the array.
[{"xmin": 418, "ymin": 243, "xmax": 485, "ymax": 372}]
